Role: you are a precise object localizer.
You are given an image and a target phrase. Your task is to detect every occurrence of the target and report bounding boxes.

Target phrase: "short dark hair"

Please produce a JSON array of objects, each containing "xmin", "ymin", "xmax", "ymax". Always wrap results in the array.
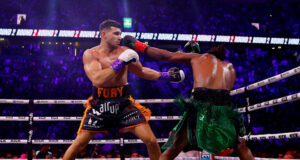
[
  {"xmin": 207, "ymin": 44, "xmax": 226, "ymax": 60},
  {"xmin": 99, "ymin": 19, "xmax": 121, "ymax": 32}
]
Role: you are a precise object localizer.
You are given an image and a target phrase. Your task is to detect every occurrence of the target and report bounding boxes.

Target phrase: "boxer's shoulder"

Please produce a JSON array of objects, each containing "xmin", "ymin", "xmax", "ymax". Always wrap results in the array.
[
  {"xmin": 118, "ymin": 46, "xmax": 130, "ymax": 52},
  {"xmin": 191, "ymin": 54, "xmax": 210, "ymax": 64},
  {"xmin": 84, "ymin": 46, "xmax": 98, "ymax": 56}
]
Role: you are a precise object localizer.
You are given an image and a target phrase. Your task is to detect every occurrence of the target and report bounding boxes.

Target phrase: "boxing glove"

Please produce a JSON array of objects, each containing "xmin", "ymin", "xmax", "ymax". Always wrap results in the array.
[
  {"xmin": 183, "ymin": 40, "xmax": 201, "ymax": 53},
  {"xmin": 159, "ymin": 67, "xmax": 185, "ymax": 83},
  {"xmin": 123, "ymin": 35, "xmax": 149, "ymax": 53},
  {"xmin": 111, "ymin": 49, "xmax": 139, "ymax": 72}
]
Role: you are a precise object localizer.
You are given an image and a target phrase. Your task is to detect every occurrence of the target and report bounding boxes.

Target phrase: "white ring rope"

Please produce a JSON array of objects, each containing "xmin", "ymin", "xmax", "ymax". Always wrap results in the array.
[
  {"xmin": 0, "ymin": 116, "xmax": 182, "ymax": 121},
  {"xmin": 0, "ymin": 90, "xmax": 298, "ymax": 106},
  {"xmin": 237, "ymin": 92, "xmax": 300, "ymax": 113},
  {"xmin": 230, "ymin": 66, "xmax": 300, "ymax": 96},
  {"xmin": 0, "ymin": 91, "xmax": 298, "ymax": 122},
  {"xmin": 241, "ymin": 131, "xmax": 300, "ymax": 141},
  {"xmin": 0, "ymin": 138, "xmax": 168, "ymax": 145},
  {"xmin": 32, "ymin": 99, "xmax": 175, "ymax": 105},
  {"xmin": 0, "ymin": 131, "xmax": 299, "ymax": 144},
  {"xmin": 0, "ymin": 99, "xmax": 29, "ymax": 104}
]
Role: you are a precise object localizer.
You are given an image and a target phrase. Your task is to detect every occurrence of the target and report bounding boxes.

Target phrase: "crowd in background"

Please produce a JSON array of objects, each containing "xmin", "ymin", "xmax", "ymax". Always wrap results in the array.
[
  {"xmin": 0, "ymin": 0, "xmax": 299, "ymax": 36},
  {"xmin": 0, "ymin": 0, "xmax": 299, "ymax": 158}
]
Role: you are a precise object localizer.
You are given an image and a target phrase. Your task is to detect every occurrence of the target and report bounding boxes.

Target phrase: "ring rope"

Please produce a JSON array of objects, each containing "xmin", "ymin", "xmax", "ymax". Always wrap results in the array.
[
  {"xmin": 33, "ymin": 99, "xmax": 175, "ymax": 105},
  {"xmin": 0, "ymin": 116, "xmax": 182, "ymax": 121},
  {"xmin": 236, "ymin": 92, "xmax": 300, "ymax": 113},
  {"xmin": 0, "ymin": 90, "xmax": 298, "ymax": 106},
  {"xmin": 0, "ymin": 91, "xmax": 298, "ymax": 122},
  {"xmin": 230, "ymin": 66, "xmax": 300, "ymax": 96},
  {"xmin": 0, "ymin": 99, "xmax": 29, "ymax": 104},
  {"xmin": 0, "ymin": 131, "xmax": 298, "ymax": 145}
]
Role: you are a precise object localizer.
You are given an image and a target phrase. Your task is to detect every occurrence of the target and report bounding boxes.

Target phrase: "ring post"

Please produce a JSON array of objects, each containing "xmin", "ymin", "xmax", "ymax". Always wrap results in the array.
[{"xmin": 27, "ymin": 99, "xmax": 34, "ymax": 160}]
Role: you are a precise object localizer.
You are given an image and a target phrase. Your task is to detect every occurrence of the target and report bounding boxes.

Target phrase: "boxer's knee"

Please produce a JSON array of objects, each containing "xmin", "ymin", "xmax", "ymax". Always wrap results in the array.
[{"xmin": 144, "ymin": 134, "xmax": 158, "ymax": 147}]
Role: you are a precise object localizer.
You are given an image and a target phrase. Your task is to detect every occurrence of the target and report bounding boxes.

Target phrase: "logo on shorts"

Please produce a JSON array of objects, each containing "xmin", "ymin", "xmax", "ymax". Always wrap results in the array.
[
  {"xmin": 123, "ymin": 111, "xmax": 141, "ymax": 123},
  {"xmin": 88, "ymin": 118, "xmax": 98, "ymax": 126},
  {"xmin": 92, "ymin": 108, "xmax": 102, "ymax": 116},
  {"xmin": 97, "ymin": 87, "xmax": 124, "ymax": 98},
  {"xmin": 96, "ymin": 102, "xmax": 120, "ymax": 115},
  {"xmin": 84, "ymin": 118, "xmax": 101, "ymax": 128}
]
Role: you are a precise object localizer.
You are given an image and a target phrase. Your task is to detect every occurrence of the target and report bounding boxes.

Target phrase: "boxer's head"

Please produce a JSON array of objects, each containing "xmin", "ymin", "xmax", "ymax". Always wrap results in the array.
[
  {"xmin": 99, "ymin": 19, "xmax": 122, "ymax": 48},
  {"xmin": 207, "ymin": 44, "xmax": 226, "ymax": 61}
]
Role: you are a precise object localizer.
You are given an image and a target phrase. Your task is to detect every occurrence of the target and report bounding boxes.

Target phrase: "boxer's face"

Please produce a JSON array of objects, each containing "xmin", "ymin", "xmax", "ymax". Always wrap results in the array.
[{"xmin": 102, "ymin": 26, "xmax": 121, "ymax": 48}]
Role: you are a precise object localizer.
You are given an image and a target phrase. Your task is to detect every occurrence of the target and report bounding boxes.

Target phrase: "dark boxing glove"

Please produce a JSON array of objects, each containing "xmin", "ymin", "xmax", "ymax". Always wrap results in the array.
[
  {"xmin": 123, "ymin": 35, "xmax": 150, "ymax": 53},
  {"xmin": 183, "ymin": 40, "xmax": 201, "ymax": 53}
]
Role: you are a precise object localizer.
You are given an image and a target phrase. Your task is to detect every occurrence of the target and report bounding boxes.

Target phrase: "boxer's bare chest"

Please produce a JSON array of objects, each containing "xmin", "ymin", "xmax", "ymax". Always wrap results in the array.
[{"xmin": 91, "ymin": 49, "xmax": 122, "ymax": 69}]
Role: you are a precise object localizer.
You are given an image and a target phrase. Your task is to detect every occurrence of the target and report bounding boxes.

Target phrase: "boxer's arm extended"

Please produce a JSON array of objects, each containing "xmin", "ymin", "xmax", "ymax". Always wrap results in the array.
[
  {"xmin": 83, "ymin": 50, "xmax": 117, "ymax": 87},
  {"xmin": 123, "ymin": 35, "xmax": 199, "ymax": 64},
  {"xmin": 128, "ymin": 62, "xmax": 160, "ymax": 80},
  {"xmin": 128, "ymin": 62, "xmax": 185, "ymax": 82},
  {"xmin": 146, "ymin": 47, "xmax": 200, "ymax": 64}
]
